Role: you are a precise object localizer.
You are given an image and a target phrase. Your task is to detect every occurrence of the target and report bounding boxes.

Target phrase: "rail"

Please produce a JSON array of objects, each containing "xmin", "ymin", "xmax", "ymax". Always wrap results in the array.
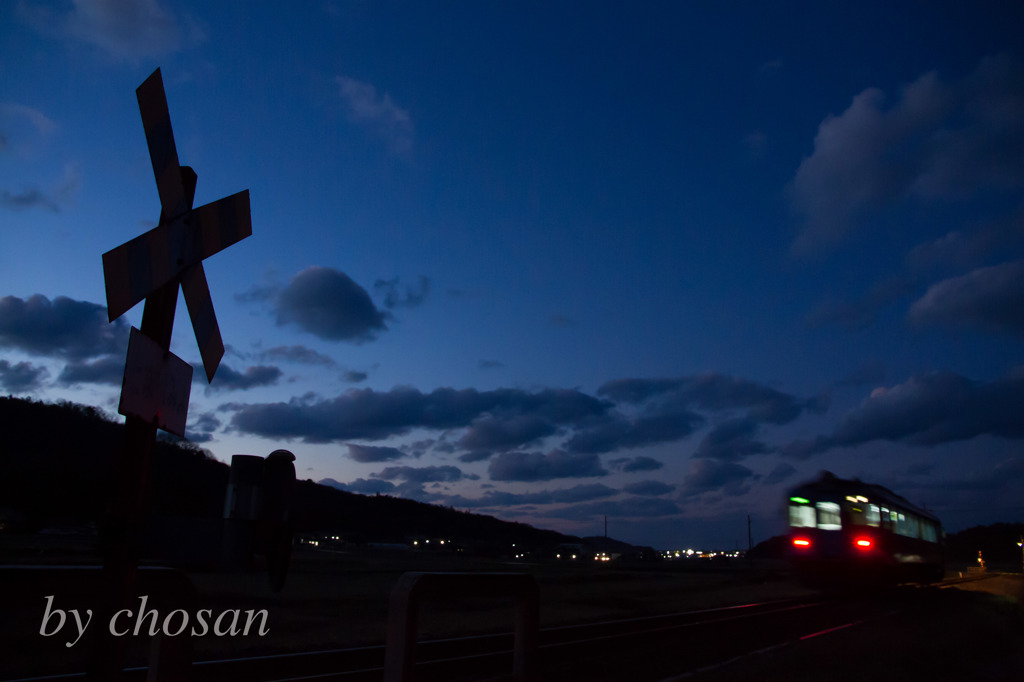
[
  {"xmin": 3, "ymin": 597, "xmax": 824, "ymax": 682},
  {"xmin": 20, "ymin": 586, "xmax": 990, "ymax": 681}
]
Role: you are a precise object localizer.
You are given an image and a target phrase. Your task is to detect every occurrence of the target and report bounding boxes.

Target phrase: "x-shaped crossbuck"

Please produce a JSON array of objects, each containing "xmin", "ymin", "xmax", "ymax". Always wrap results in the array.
[{"xmin": 102, "ymin": 68, "xmax": 251, "ymax": 386}]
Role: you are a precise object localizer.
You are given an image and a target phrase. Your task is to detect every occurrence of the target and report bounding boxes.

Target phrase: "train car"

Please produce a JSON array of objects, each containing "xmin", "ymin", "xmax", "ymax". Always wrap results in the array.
[{"xmin": 787, "ymin": 472, "xmax": 944, "ymax": 585}]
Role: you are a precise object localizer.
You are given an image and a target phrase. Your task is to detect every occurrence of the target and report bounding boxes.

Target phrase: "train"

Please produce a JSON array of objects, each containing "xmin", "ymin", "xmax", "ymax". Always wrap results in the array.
[{"xmin": 787, "ymin": 472, "xmax": 945, "ymax": 585}]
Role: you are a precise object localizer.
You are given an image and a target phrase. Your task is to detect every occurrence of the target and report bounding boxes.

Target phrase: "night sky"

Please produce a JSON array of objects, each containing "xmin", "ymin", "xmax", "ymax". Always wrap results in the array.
[{"xmin": 2, "ymin": 1, "xmax": 1023, "ymax": 550}]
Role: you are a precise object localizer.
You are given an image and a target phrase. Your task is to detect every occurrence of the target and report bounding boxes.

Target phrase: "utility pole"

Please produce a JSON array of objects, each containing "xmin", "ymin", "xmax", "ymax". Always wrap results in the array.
[{"xmin": 747, "ymin": 514, "xmax": 753, "ymax": 570}]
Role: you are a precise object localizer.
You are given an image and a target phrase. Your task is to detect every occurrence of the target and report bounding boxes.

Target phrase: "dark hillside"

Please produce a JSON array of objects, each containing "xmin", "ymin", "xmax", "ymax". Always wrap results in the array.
[
  {"xmin": 290, "ymin": 479, "xmax": 571, "ymax": 550},
  {"xmin": 0, "ymin": 397, "xmax": 227, "ymax": 526},
  {"xmin": 0, "ymin": 397, "xmax": 579, "ymax": 550}
]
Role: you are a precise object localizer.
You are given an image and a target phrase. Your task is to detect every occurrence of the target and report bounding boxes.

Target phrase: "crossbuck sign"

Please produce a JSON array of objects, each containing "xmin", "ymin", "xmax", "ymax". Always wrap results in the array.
[{"xmin": 102, "ymin": 68, "xmax": 251, "ymax": 435}]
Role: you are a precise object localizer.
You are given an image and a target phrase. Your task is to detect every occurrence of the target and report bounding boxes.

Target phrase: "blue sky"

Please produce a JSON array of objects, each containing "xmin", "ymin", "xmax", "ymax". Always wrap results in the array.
[{"xmin": 2, "ymin": 1, "xmax": 1023, "ymax": 550}]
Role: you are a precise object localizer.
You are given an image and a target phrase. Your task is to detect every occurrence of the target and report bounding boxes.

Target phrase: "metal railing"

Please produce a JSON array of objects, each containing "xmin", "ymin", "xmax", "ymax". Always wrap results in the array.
[{"xmin": 383, "ymin": 572, "xmax": 539, "ymax": 682}]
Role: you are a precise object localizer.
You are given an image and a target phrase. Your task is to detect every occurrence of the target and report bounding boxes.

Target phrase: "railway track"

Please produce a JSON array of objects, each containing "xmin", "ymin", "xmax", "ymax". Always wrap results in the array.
[
  {"xmin": 0, "ymin": 596, "xmax": 860, "ymax": 681},
  {"xmin": 5, "ymin": 575, "xmax": 999, "ymax": 682}
]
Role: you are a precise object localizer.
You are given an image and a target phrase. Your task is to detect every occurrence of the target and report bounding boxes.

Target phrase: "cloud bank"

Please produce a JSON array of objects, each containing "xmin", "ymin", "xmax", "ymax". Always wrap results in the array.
[
  {"xmin": 909, "ymin": 260, "xmax": 1024, "ymax": 338},
  {"xmin": 783, "ymin": 371, "xmax": 1024, "ymax": 457},
  {"xmin": 204, "ymin": 364, "xmax": 282, "ymax": 392},
  {"xmin": 790, "ymin": 55, "xmax": 1024, "ymax": 255},
  {"xmin": 0, "ymin": 295, "xmax": 126, "ymax": 360},
  {"xmin": 488, "ymin": 450, "xmax": 608, "ymax": 482},
  {"xmin": 19, "ymin": 0, "xmax": 204, "ymax": 60},
  {"xmin": 0, "ymin": 360, "xmax": 49, "ymax": 393},
  {"xmin": 335, "ymin": 75, "xmax": 414, "ymax": 153},
  {"xmin": 275, "ymin": 266, "xmax": 388, "ymax": 343},
  {"xmin": 228, "ymin": 385, "xmax": 610, "ymax": 445}
]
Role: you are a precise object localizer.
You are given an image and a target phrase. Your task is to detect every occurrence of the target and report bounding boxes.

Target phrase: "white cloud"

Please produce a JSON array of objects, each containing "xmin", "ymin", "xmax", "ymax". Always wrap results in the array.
[
  {"xmin": 0, "ymin": 103, "xmax": 57, "ymax": 138},
  {"xmin": 19, "ymin": 0, "xmax": 204, "ymax": 60},
  {"xmin": 790, "ymin": 55, "xmax": 1024, "ymax": 256},
  {"xmin": 782, "ymin": 370, "xmax": 1024, "ymax": 457},
  {"xmin": 909, "ymin": 260, "xmax": 1024, "ymax": 338},
  {"xmin": 335, "ymin": 75, "xmax": 414, "ymax": 153},
  {"xmin": 1, "ymin": 162, "xmax": 81, "ymax": 212}
]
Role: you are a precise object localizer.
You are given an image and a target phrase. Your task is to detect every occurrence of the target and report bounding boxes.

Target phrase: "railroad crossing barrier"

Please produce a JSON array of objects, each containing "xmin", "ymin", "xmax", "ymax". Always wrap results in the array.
[
  {"xmin": 0, "ymin": 565, "xmax": 197, "ymax": 681},
  {"xmin": 383, "ymin": 572, "xmax": 539, "ymax": 682}
]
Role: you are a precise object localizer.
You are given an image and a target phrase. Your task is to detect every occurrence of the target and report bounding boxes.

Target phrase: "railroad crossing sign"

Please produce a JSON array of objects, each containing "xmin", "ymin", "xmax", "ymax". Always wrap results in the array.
[
  {"xmin": 119, "ymin": 326, "xmax": 192, "ymax": 436},
  {"xmin": 92, "ymin": 68, "xmax": 252, "ymax": 680},
  {"xmin": 102, "ymin": 68, "xmax": 251, "ymax": 385}
]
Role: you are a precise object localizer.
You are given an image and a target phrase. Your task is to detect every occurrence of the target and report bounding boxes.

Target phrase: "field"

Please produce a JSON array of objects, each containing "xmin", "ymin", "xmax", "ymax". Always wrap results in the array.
[
  {"xmin": 186, "ymin": 549, "xmax": 811, "ymax": 655},
  {"xmin": 4, "ymin": 545, "xmax": 1024, "ymax": 680},
  {"xmin": 1, "ymin": 546, "xmax": 810, "ymax": 678}
]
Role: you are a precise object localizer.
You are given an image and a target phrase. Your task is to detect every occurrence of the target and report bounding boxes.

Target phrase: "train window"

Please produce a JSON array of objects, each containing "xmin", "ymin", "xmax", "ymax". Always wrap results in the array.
[
  {"xmin": 789, "ymin": 504, "xmax": 816, "ymax": 528},
  {"xmin": 866, "ymin": 504, "xmax": 880, "ymax": 527},
  {"xmin": 921, "ymin": 522, "xmax": 938, "ymax": 543},
  {"xmin": 893, "ymin": 512, "xmax": 921, "ymax": 538},
  {"xmin": 847, "ymin": 504, "xmax": 867, "ymax": 525},
  {"xmin": 816, "ymin": 501, "xmax": 842, "ymax": 530},
  {"xmin": 880, "ymin": 507, "xmax": 891, "ymax": 530}
]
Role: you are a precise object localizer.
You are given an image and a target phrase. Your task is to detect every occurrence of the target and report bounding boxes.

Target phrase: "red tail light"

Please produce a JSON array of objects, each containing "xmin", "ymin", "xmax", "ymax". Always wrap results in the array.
[
  {"xmin": 793, "ymin": 538, "xmax": 811, "ymax": 548},
  {"xmin": 854, "ymin": 537, "xmax": 872, "ymax": 549}
]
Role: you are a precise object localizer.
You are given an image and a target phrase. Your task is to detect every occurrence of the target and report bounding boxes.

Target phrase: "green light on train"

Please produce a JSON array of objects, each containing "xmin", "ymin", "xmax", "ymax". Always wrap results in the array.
[{"xmin": 790, "ymin": 496, "xmax": 810, "ymax": 504}]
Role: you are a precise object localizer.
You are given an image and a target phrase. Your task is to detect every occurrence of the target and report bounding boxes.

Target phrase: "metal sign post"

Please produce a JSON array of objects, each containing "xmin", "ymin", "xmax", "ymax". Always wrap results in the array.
[{"xmin": 91, "ymin": 68, "xmax": 251, "ymax": 680}]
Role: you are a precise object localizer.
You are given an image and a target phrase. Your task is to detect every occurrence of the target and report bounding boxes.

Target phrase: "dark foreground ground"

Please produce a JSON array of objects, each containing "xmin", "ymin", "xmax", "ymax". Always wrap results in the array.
[
  {"xmin": 1, "ymin": 547, "xmax": 814, "ymax": 677},
  {"xmin": 691, "ymin": 574, "xmax": 1024, "ymax": 682},
  {"xmin": 2, "ymin": 546, "xmax": 1023, "ymax": 680}
]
